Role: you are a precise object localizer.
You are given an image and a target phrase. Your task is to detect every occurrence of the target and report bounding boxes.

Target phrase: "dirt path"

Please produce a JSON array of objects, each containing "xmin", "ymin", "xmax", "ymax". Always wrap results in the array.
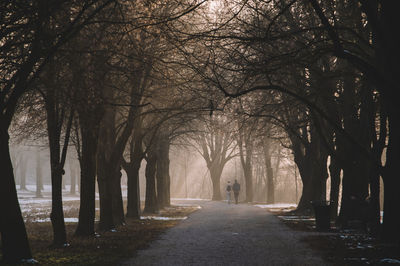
[{"xmin": 122, "ymin": 200, "xmax": 331, "ymax": 266}]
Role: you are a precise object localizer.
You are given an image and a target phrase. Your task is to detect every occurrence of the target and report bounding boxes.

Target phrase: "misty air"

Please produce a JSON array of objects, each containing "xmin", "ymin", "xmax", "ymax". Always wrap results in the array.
[{"xmin": 1, "ymin": 1, "xmax": 399, "ymax": 265}]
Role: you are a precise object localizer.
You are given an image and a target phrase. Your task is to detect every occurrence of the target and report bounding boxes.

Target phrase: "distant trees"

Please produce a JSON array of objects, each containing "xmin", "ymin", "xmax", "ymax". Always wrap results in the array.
[
  {"xmin": 237, "ymin": 116, "xmax": 256, "ymax": 202},
  {"xmin": 193, "ymin": 116, "xmax": 236, "ymax": 200}
]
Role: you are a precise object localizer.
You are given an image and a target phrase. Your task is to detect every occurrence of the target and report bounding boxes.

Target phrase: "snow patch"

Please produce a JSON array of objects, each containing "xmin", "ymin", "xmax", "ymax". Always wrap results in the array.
[
  {"xmin": 20, "ymin": 258, "xmax": 39, "ymax": 264},
  {"xmin": 33, "ymin": 217, "xmax": 79, "ymax": 223},
  {"xmin": 140, "ymin": 216, "xmax": 187, "ymax": 221},
  {"xmin": 171, "ymin": 203, "xmax": 202, "ymax": 209},
  {"xmin": 380, "ymin": 258, "xmax": 400, "ymax": 264},
  {"xmin": 171, "ymin": 198, "xmax": 210, "ymax": 201},
  {"xmin": 278, "ymin": 216, "xmax": 315, "ymax": 221},
  {"xmin": 255, "ymin": 203, "xmax": 297, "ymax": 209}
]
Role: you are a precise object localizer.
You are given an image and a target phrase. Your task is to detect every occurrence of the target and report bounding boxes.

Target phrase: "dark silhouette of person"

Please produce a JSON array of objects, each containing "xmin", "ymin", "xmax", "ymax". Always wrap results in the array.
[
  {"xmin": 226, "ymin": 181, "xmax": 232, "ymax": 204},
  {"xmin": 232, "ymin": 179, "xmax": 240, "ymax": 204}
]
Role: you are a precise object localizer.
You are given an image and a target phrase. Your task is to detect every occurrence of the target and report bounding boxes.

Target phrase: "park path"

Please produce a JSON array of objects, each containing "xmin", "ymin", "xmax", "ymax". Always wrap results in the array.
[{"xmin": 122, "ymin": 200, "xmax": 331, "ymax": 266}]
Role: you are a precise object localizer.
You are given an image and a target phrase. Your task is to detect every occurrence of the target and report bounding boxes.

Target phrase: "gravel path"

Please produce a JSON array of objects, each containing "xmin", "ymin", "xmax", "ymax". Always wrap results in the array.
[{"xmin": 123, "ymin": 200, "xmax": 331, "ymax": 266}]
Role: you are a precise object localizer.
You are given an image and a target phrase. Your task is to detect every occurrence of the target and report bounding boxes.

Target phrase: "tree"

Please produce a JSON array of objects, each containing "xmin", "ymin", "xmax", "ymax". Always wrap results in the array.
[
  {"xmin": 122, "ymin": 117, "xmax": 145, "ymax": 219},
  {"xmin": 36, "ymin": 151, "xmax": 43, "ymax": 198},
  {"xmin": 237, "ymin": 117, "xmax": 256, "ymax": 202},
  {"xmin": 143, "ymin": 131, "xmax": 160, "ymax": 214},
  {"xmin": 36, "ymin": 56, "xmax": 75, "ymax": 246},
  {"xmin": 195, "ymin": 116, "xmax": 236, "ymax": 200},
  {"xmin": 0, "ymin": 1, "xmax": 114, "ymax": 261},
  {"xmin": 262, "ymin": 136, "xmax": 275, "ymax": 204}
]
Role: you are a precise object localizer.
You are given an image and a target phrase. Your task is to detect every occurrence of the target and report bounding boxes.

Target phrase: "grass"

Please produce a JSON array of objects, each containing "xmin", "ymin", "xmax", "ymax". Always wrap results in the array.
[{"xmin": 1, "ymin": 202, "xmax": 199, "ymax": 265}]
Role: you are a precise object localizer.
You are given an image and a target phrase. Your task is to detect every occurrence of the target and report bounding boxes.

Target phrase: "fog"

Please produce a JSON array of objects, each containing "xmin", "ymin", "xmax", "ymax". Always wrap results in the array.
[{"xmin": 11, "ymin": 142, "xmax": 301, "ymax": 205}]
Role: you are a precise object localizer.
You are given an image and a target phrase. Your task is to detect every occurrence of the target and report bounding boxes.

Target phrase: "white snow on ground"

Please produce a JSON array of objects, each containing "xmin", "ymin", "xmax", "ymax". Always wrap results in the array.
[
  {"xmin": 32, "ymin": 217, "xmax": 100, "ymax": 223},
  {"xmin": 34, "ymin": 218, "xmax": 80, "ymax": 223},
  {"xmin": 254, "ymin": 203, "xmax": 297, "ymax": 209},
  {"xmin": 140, "ymin": 216, "xmax": 188, "ymax": 221},
  {"xmin": 19, "ymin": 196, "xmax": 80, "ymax": 206},
  {"xmin": 277, "ymin": 216, "xmax": 315, "ymax": 221},
  {"xmin": 171, "ymin": 198, "xmax": 210, "ymax": 201},
  {"xmin": 17, "ymin": 187, "xmax": 203, "ymax": 224},
  {"xmin": 380, "ymin": 258, "xmax": 400, "ymax": 264},
  {"xmin": 170, "ymin": 203, "xmax": 202, "ymax": 209},
  {"xmin": 17, "ymin": 186, "xmax": 84, "ymax": 223}
]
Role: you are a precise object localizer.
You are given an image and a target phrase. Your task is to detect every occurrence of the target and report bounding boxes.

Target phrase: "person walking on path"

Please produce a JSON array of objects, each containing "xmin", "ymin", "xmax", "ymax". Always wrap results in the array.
[
  {"xmin": 232, "ymin": 179, "xmax": 240, "ymax": 204},
  {"xmin": 226, "ymin": 181, "xmax": 232, "ymax": 204}
]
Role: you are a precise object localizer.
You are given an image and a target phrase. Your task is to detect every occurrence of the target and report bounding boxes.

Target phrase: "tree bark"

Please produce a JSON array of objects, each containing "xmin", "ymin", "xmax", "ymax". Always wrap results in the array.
[
  {"xmin": 19, "ymin": 157, "xmax": 27, "ymax": 190},
  {"xmin": 69, "ymin": 160, "xmax": 76, "ymax": 195},
  {"xmin": 156, "ymin": 135, "xmax": 171, "ymax": 208},
  {"xmin": 328, "ymin": 156, "xmax": 341, "ymax": 220},
  {"xmin": 97, "ymin": 159, "xmax": 114, "ymax": 231},
  {"xmin": 111, "ymin": 168, "xmax": 125, "ymax": 226},
  {"xmin": 238, "ymin": 127, "xmax": 254, "ymax": 203},
  {"xmin": 291, "ymin": 130, "xmax": 313, "ymax": 213},
  {"xmin": 75, "ymin": 122, "xmax": 99, "ymax": 236},
  {"xmin": 0, "ymin": 125, "xmax": 32, "ymax": 262},
  {"xmin": 36, "ymin": 153, "xmax": 43, "ymax": 198},
  {"xmin": 125, "ymin": 161, "xmax": 141, "ymax": 219},
  {"xmin": 381, "ymin": 114, "xmax": 400, "ymax": 242},
  {"xmin": 45, "ymin": 91, "xmax": 74, "ymax": 246},
  {"xmin": 124, "ymin": 131, "xmax": 144, "ymax": 219},
  {"xmin": 378, "ymin": 1, "xmax": 400, "ymax": 243},
  {"xmin": 263, "ymin": 137, "xmax": 275, "ymax": 204},
  {"xmin": 143, "ymin": 150, "xmax": 159, "ymax": 214},
  {"xmin": 209, "ymin": 163, "xmax": 223, "ymax": 201}
]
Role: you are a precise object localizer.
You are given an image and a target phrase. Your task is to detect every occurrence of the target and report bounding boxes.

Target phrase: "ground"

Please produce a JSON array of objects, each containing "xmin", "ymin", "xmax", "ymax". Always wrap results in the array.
[
  {"xmin": 2, "ymin": 188, "xmax": 399, "ymax": 265},
  {"xmin": 123, "ymin": 200, "xmax": 330, "ymax": 265},
  {"xmin": 268, "ymin": 205, "xmax": 400, "ymax": 266},
  {"xmin": 1, "ymin": 187, "xmax": 199, "ymax": 265}
]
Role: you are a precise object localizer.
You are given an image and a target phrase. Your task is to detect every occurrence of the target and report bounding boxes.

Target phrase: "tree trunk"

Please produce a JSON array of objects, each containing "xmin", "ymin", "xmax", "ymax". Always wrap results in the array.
[
  {"xmin": 165, "ymin": 158, "xmax": 171, "ymax": 206},
  {"xmin": 111, "ymin": 168, "xmax": 125, "ymax": 225},
  {"xmin": 156, "ymin": 160, "xmax": 166, "ymax": 208},
  {"xmin": 243, "ymin": 164, "xmax": 253, "ymax": 203},
  {"xmin": 69, "ymin": 160, "xmax": 76, "ymax": 195},
  {"xmin": 36, "ymin": 154, "xmax": 43, "ymax": 198},
  {"xmin": 49, "ymin": 166, "xmax": 67, "ymax": 246},
  {"xmin": 125, "ymin": 133, "xmax": 143, "ymax": 219},
  {"xmin": 239, "ymin": 136, "xmax": 253, "ymax": 202},
  {"xmin": 75, "ymin": 125, "xmax": 98, "ymax": 236},
  {"xmin": 291, "ymin": 133, "xmax": 313, "ymax": 213},
  {"xmin": 381, "ymin": 114, "xmax": 400, "ymax": 242},
  {"xmin": 156, "ymin": 136, "xmax": 170, "ymax": 208},
  {"xmin": 328, "ymin": 156, "xmax": 341, "ymax": 220},
  {"xmin": 62, "ymin": 175, "xmax": 66, "ymax": 190},
  {"xmin": 144, "ymin": 151, "xmax": 158, "ymax": 214},
  {"xmin": 266, "ymin": 166, "xmax": 274, "ymax": 204},
  {"xmin": 296, "ymin": 174, "xmax": 313, "ymax": 213},
  {"xmin": 97, "ymin": 159, "xmax": 114, "ymax": 231},
  {"xmin": 19, "ymin": 157, "xmax": 27, "ymax": 190},
  {"xmin": 337, "ymin": 146, "xmax": 369, "ymax": 226},
  {"xmin": 125, "ymin": 162, "xmax": 141, "ymax": 219},
  {"xmin": 97, "ymin": 163, "xmax": 125, "ymax": 229},
  {"xmin": 377, "ymin": 2, "xmax": 400, "ymax": 243},
  {"xmin": 96, "ymin": 102, "xmax": 126, "ymax": 229},
  {"xmin": 210, "ymin": 165, "xmax": 223, "ymax": 201},
  {"xmin": 368, "ymin": 165, "xmax": 381, "ymax": 236},
  {"xmin": 0, "ymin": 125, "xmax": 32, "ymax": 262},
  {"xmin": 263, "ymin": 138, "xmax": 274, "ymax": 204},
  {"xmin": 47, "ymin": 114, "xmax": 67, "ymax": 246}
]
